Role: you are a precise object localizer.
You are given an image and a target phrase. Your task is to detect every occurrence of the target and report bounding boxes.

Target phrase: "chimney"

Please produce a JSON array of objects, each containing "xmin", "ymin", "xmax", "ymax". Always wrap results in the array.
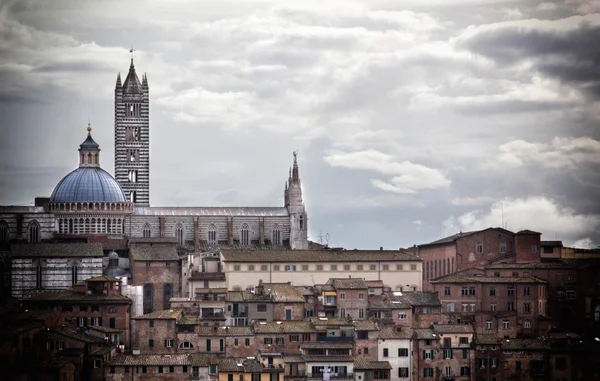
[{"xmin": 380, "ymin": 247, "xmax": 383, "ymax": 251}]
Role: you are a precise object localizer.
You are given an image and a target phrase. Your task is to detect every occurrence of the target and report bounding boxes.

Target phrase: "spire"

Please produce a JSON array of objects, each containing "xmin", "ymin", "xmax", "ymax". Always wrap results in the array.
[
  {"xmin": 79, "ymin": 122, "xmax": 101, "ymax": 167},
  {"xmin": 292, "ymin": 151, "xmax": 300, "ymax": 182},
  {"xmin": 116, "ymin": 73, "xmax": 122, "ymax": 87},
  {"xmin": 122, "ymin": 54, "xmax": 142, "ymax": 94}
]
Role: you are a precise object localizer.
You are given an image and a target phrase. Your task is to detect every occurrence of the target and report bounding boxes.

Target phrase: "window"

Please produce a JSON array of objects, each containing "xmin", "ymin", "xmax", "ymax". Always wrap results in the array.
[
  {"xmin": 208, "ymin": 224, "xmax": 217, "ymax": 244},
  {"xmin": 109, "ymin": 318, "xmax": 116, "ymax": 328},
  {"xmin": 276, "ymin": 337, "xmax": 284, "ymax": 345},
  {"xmin": 92, "ymin": 317, "xmax": 102, "ymax": 326},
  {"xmin": 264, "ymin": 338, "xmax": 273, "ymax": 345},
  {"xmin": 245, "ymin": 338, "xmax": 250, "ymax": 346},
  {"xmin": 476, "ymin": 242, "xmax": 483, "ymax": 253},
  {"xmin": 370, "ymin": 264, "xmax": 377, "ymax": 271},
  {"xmin": 165, "ymin": 339, "xmax": 174, "ymax": 347},
  {"xmin": 410, "ymin": 264, "xmax": 417, "ymax": 271},
  {"xmin": 502, "ymin": 320, "xmax": 510, "ymax": 329},
  {"xmin": 459, "ymin": 337, "xmax": 469, "ymax": 345},
  {"xmin": 490, "ymin": 303, "xmax": 496, "ymax": 312},
  {"xmin": 567, "ymin": 274, "xmax": 574, "ymax": 282},
  {"xmin": 316, "ymin": 265, "xmax": 323, "ymax": 271},
  {"xmin": 460, "ymin": 367, "xmax": 470, "ymax": 376},
  {"xmin": 462, "ymin": 287, "xmax": 469, "ymax": 296},
  {"xmin": 179, "ymin": 342, "xmax": 194, "ymax": 349},
  {"xmin": 358, "ymin": 293, "xmax": 364, "ymax": 300},
  {"xmin": 285, "ymin": 265, "xmax": 296, "ymax": 271},
  {"xmin": 423, "ymin": 368, "xmax": 434, "ymax": 378},
  {"xmin": 257, "ymin": 304, "xmax": 267, "ymax": 312},
  {"xmin": 494, "ymin": 271, "xmax": 500, "ymax": 277},
  {"xmin": 398, "ymin": 348, "xmax": 409, "ymax": 357},
  {"xmin": 78, "ymin": 317, "xmax": 87, "ymax": 327},
  {"xmin": 383, "ymin": 348, "xmax": 389, "ymax": 357},
  {"xmin": 399, "ymin": 313, "xmax": 406, "ymax": 320},
  {"xmin": 462, "ymin": 348, "xmax": 468, "ymax": 359},
  {"xmin": 444, "ymin": 349, "xmax": 453, "ymax": 359},
  {"xmin": 446, "ymin": 303, "xmax": 455, "ymax": 313},
  {"xmin": 340, "ymin": 293, "xmax": 346, "ymax": 300},
  {"xmin": 486, "ymin": 320, "xmax": 492, "ymax": 330},
  {"xmin": 445, "ymin": 367, "xmax": 452, "ymax": 378},
  {"xmin": 234, "ymin": 265, "xmax": 240, "ymax": 271},
  {"xmin": 555, "ymin": 357, "xmax": 567, "ymax": 370},
  {"xmin": 396, "ymin": 264, "xmax": 403, "ymax": 270},
  {"xmin": 508, "ymin": 287, "xmax": 514, "ymax": 296},
  {"xmin": 272, "ymin": 225, "xmax": 281, "ymax": 246},
  {"xmin": 149, "ymin": 320, "xmax": 154, "ymax": 327},
  {"xmin": 566, "ymin": 288, "xmax": 576, "ymax": 300},
  {"xmin": 356, "ymin": 264, "xmax": 363, "ymax": 270},
  {"xmin": 0, "ymin": 220, "xmax": 9, "ymax": 243},
  {"xmin": 28, "ymin": 221, "xmax": 40, "ymax": 243},
  {"xmin": 524, "ymin": 320, "xmax": 531, "ymax": 328},
  {"xmin": 330, "ymin": 264, "xmax": 337, "ymax": 271},
  {"xmin": 423, "ymin": 350, "xmax": 434, "ymax": 359},
  {"xmin": 175, "ymin": 223, "xmax": 184, "ymax": 246},
  {"xmin": 262, "ymin": 265, "xmax": 269, "ymax": 271},
  {"xmin": 516, "ymin": 361, "xmax": 521, "ymax": 370},
  {"xmin": 469, "ymin": 287, "xmax": 476, "ymax": 296},
  {"xmin": 444, "ymin": 287, "xmax": 451, "ymax": 296},
  {"xmin": 149, "ymin": 339, "xmax": 154, "ymax": 347},
  {"xmin": 532, "ymin": 244, "xmax": 537, "ymax": 253},
  {"xmin": 158, "ymin": 366, "xmax": 163, "ymax": 373},
  {"xmin": 512, "ymin": 271, "xmax": 519, "ymax": 277},
  {"xmin": 508, "ymin": 302, "xmax": 514, "ymax": 311},
  {"xmin": 499, "ymin": 242, "xmax": 506, "ymax": 253},
  {"xmin": 382, "ymin": 264, "xmax": 389, "ymax": 271},
  {"xmin": 524, "ymin": 303, "xmax": 531, "ymax": 313},
  {"xmin": 523, "ymin": 286, "xmax": 530, "ymax": 296},
  {"xmin": 490, "ymin": 287, "xmax": 496, "ymax": 296},
  {"xmin": 359, "ymin": 308, "xmax": 365, "ymax": 319},
  {"xmin": 344, "ymin": 264, "xmax": 351, "ymax": 271},
  {"xmin": 289, "ymin": 335, "xmax": 299, "ymax": 342},
  {"xmin": 206, "ymin": 339, "xmax": 212, "ymax": 352},
  {"xmin": 57, "ymin": 341, "xmax": 64, "ymax": 350},
  {"xmin": 241, "ymin": 223, "xmax": 250, "ymax": 246},
  {"xmin": 94, "ymin": 360, "xmax": 101, "ymax": 369},
  {"xmin": 398, "ymin": 368, "xmax": 409, "ymax": 378}
]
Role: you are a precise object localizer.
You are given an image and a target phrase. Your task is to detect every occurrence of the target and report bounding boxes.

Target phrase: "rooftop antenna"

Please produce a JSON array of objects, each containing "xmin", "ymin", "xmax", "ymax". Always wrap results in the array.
[{"xmin": 318, "ymin": 230, "xmax": 324, "ymax": 245}]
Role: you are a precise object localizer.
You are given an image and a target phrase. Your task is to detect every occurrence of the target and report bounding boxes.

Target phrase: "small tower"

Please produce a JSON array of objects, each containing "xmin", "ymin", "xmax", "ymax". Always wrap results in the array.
[
  {"xmin": 285, "ymin": 152, "xmax": 308, "ymax": 249},
  {"xmin": 79, "ymin": 123, "xmax": 101, "ymax": 167},
  {"xmin": 114, "ymin": 55, "xmax": 150, "ymax": 206}
]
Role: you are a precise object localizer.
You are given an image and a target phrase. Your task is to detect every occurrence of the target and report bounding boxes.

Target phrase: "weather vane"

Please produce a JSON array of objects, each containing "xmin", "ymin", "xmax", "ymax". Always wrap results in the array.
[{"xmin": 130, "ymin": 44, "xmax": 135, "ymax": 60}]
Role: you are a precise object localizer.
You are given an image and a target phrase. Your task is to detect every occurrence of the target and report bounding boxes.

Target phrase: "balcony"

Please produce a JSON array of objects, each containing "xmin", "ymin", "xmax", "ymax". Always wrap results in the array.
[{"xmin": 316, "ymin": 336, "xmax": 354, "ymax": 343}]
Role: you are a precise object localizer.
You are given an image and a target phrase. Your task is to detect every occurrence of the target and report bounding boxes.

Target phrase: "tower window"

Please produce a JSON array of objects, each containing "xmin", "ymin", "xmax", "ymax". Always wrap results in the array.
[
  {"xmin": 272, "ymin": 225, "xmax": 281, "ymax": 246},
  {"xmin": 128, "ymin": 149, "xmax": 138, "ymax": 162},
  {"xmin": 130, "ymin": 191, "xmax": 137, "ymax": 203},
  {"xmin": 128, "ymin": 170, "xmax": 138, "ymax": 183},
  {"xmin": 208, "ymin": 224, "xmax": 217, "ymax": 244},
  {"xmin": 299, "ymin": 215, "xmax": 304, "ymax": 230},
  {"xmin": 241, "ymin": 224, "xmax": 249, "ymax": 246},
  {"xmin": 28, "ymin": 221, "xmax": 40, "ymax": 243}
]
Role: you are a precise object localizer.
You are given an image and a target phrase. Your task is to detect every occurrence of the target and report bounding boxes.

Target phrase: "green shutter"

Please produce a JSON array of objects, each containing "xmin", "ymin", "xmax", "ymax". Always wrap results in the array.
[
  {"xmin": 423, "ymin": 350, "xmax": 426, "ymax": 360},
  {"xmin": 449, "ymin": 349, "xmax": 453, "ymax": 359},
  {"xmin": 462, "ymin": 349, "xmax": 467, "ymax": 359}
]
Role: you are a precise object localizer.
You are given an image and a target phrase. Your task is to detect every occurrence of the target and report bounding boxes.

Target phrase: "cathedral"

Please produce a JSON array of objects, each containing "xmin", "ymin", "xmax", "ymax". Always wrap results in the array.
[{"xmin": 0, "ymin": 57, "xmax": 309, "ymax": 298}]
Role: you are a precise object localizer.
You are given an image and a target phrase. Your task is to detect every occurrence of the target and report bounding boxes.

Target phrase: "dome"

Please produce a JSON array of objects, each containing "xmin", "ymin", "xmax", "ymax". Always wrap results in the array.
[{"xmin": 50, "ymin": 167, "xmax": 127, "ymax": 203}]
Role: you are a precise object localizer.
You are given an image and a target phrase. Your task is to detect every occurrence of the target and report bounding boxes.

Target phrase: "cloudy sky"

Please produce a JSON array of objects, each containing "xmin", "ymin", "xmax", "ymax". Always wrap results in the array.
[{"xmin": 1, "ymin": 0, "xmax": 599, "ymax": 249}]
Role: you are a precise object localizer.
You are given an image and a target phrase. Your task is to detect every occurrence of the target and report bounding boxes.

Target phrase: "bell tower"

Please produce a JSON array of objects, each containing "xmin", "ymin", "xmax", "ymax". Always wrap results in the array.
[
  {"xmin": 285, "ymin": 152, "xmax": 308, "ymax": 249},
  {"xmin": 114, "ymin": 55, "xmax": 150, "ymax": 206}
]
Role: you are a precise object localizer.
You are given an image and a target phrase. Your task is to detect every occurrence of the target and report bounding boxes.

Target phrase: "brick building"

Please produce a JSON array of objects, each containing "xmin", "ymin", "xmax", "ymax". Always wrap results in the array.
[
  {"xmin": 23, "ymin": 276, "xmax": 132, "ymax": 346},
  {"xmin": 430, "ymin": 274, "xmax": 548, "ymax": 338}
]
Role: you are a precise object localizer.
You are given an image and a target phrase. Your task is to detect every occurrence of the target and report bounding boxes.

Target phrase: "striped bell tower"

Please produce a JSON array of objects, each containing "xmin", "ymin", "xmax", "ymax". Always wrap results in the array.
[{"xmin": 114, "ymin": 56, "xmax": 150, "ymax": 206}]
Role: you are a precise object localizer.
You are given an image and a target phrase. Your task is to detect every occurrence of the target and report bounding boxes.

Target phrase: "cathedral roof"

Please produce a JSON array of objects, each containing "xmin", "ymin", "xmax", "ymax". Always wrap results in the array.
[
  {"xmin": 122, "ymin": 59, "xmax": 142, "ymax": 94},
  {"xmin": 79, "ymin": 132, "xmax": 99, "ymax": 149},
  {"xmin": 50, "ymin": 166, "xmax": 127, "ymax": 203},
  {"xmin": 133, "ymin": 206, "xmax": 289, "ymax": 217}
]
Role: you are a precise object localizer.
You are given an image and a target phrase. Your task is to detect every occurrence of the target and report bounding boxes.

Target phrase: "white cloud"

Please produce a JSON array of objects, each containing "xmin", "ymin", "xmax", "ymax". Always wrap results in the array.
[
  {"xmin": 445, "ymin": 196, "xmax": 600, "ymax": 245},
  {"xmin": 325, "ymin": 150, "xmax": 451, "ymax": 194},
  {"xmin": 498, "ymin": 136, "xmax": 600, "ymax": 168},
  {"xmin": 451, "ymin": 196, "xmax": 495, "ymax": 206},
  {"xmin": 571, "ymin": 237, "xmax": 596, "ymax": 249}
]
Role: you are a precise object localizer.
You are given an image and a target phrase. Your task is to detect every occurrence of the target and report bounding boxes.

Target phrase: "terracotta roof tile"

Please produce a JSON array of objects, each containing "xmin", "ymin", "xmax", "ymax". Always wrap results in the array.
[
  {"xmin": 433, "ymin": 324, "xmax": 474, "ymax": 334},
  {"xmin": 130, "ymin": 245, "xmax": 179, "ymax": 261},
  {"xmin": 253, "ymin": 321, "xmax": 316, "ymax": 334},
  {"xmin": 24, "ymin": 290, "xmax": 131, "ymax": 303},
  {"xmin": 329, "ymin": 278, "xmax": 368, "ymax": 289},
  {"xmin": 196, "ymin": 326, "xmax": 253, "ymax": 336},
  {"xmin": 354, "ymin": 359, "xmax": 391, "ymax": 370},
  {"xmin": 132, "ymin": 309, "xmax": 182, "ymax": 320},
  {"xmin": 397, "ymin": 291, "xmax": 440, "ymax": 307},
  {"xmin": 378, "ymin": 326, "xmax": 413, "ymax": 339},
  {"xmin": 261, "ymin": 283, "xmax": 306, "ymax": 303},
  {"xmin": 301, "ymin": 342, "xmax": 353, "ymax": 349},
  {"xmin": 353, "ymin": 320, "xmax": 378, "ymax": 331},
  {"xmin": 11, "ymin": 243, "xmax": 103, "ymax": 257},
  {"xmin": 431, "ymin": 275, "xmax": 548, "ymax": 284},
  {"xmin": 110, "ymin": 354, "xmax": 191, "ymax": 366}
]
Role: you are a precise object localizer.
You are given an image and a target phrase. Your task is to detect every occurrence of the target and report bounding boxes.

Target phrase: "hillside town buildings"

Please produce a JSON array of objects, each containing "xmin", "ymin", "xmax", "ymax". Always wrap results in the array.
[{"xmin": 1, "ymin": 57, "xmax": 600, "ymax": 381}]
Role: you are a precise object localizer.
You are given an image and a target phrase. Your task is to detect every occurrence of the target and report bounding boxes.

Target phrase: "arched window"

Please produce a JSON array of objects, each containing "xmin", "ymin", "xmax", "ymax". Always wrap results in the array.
[
  {"xmin": 272, "ymin": 225, "xmax": 281, "ymax": 246},
  {"xmin": 447, "ymin": 258, "xmax": 451, "ymax": 275},
  {"xmin": 208, "ymin": 224, "xmax": 217, "ymax": 244},
  {"xmin": 452, "ymin": 257, "xmax": 455, "ymax": 273},
  {"xmin": 176, "ymin": 224, "xmax": 184, "ymax": 246},
  {"xmin": 179, "ymin": 342, "xmax": 194, "ymax": 349},
  {"xmin": 108, "ymin": 307, "xmax": 117, "ymax": 313},
  {"xmin": 143, "ymin": 223, "xmax": 151, "ymax": 238},
  {"xmin": 443, "ymin": 259, "xmax": 446, "ymax": 275},
  {"xmin": 299, "ymin": 215, "xmax": 304, "ymax": 230},
  {"xmin": 163, "ymin": 283, "xmax": 173, "ymax": 310},
  {"xmin": 240, "ymin": 223, "xmax": 250, "ymax": 246},
  {"xmin": 425, "ymin": 261, "xmax": 429, "ymax": 281},
  {"xmin": 28, "ymin": 220, "xmax": 40, "ymax": 243},
  {"xmin": 1, "ymin": 220, "xmax": 9, "ymax": 244}
]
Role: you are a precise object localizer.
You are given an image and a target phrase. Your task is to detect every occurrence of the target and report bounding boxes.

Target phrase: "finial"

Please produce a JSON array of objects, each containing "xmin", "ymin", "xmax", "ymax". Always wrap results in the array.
[
  {"xmin": 87, "ymin": 121, "xmax": 92, "ymax": 133},
  {"xmin": 129, "ymin": 44, "xmax": 135, "ymax": 67}
]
